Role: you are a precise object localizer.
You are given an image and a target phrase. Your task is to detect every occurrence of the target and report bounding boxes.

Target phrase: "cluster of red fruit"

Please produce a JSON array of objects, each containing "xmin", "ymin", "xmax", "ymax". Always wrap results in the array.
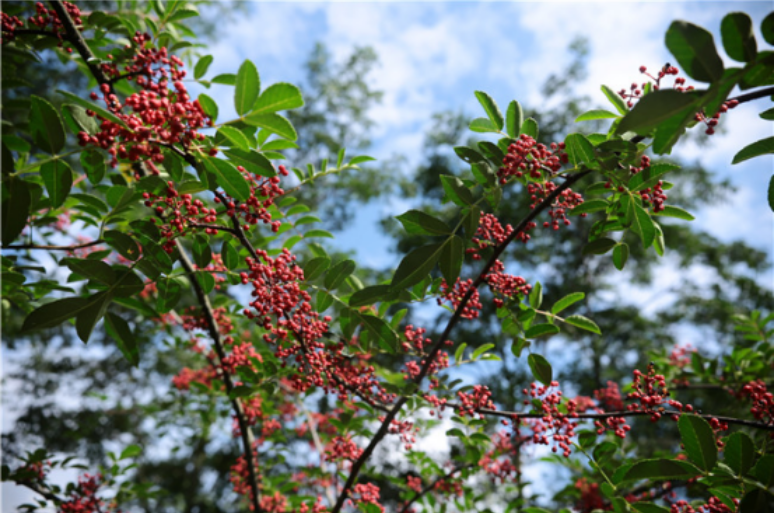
[{"xmin": 1, "ymin": 1, "xmax": 81, "ymax": 50}]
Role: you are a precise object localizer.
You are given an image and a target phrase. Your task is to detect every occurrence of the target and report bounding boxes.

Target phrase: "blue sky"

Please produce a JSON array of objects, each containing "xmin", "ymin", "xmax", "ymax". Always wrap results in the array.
[
  {"xmin": 195, "ymin": 1, "xmax": 773, "ymax": 270},
  {"xmin": 4, "ymin": 1, "xmax": 774, "ymax": 510}
]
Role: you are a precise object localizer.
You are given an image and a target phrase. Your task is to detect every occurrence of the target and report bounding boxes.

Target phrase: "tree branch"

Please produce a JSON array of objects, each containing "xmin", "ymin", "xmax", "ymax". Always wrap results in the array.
[
  {"xmin": 175, "ymin": 239, "xmax": 264, "ymax": 513},
  {"xmin": 331, "ymin": 168, "xmax": 593, "ymax": 513},
  {"xmin": 2, "ymin": 240, "xmax": 104, "ymax": 251},
  {"xmin": 399, "ymin": 463, "xmax": 475, "ymax": 513}
]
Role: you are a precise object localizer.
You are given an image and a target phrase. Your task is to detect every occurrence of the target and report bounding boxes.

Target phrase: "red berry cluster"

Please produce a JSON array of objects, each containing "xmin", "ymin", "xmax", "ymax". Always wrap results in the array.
[
  {"xmin": 1, "ymin": 2, "xmax": 82, "ymax": 51},
  {"xmin": 498, "ymin": 135, "xmax": 568, "ymax": 183},
  {"xmin": 485, "ymin": 259, "xmax": 532, "ymax": 308},
  {"xmin": 456, "ymin": 384, "xmax": 495, "ymax": 418},
  {"xmin": 437, "ymin": 278, "xmax": 482, "ymax": 319},
  {"xmin": 77, "ymin": 33, "xmax": 211, "ymax": 168},
  {"xmin": 694, "ymin": 99, "xmax": 739, "ymax": 135},
  {"xmin": 627, "ymin": 365, "xmax": 693, "ymax": 422},
  {"xmin": 574, "ymin": 478, "xmax": 606, "ymax": 513},
  {"xmin": 594, "ymin": 380, "xmax": 625, "ymax": 411},
  {"xmin": 528, "ymin": 181, "xmax": 585, "ymax": 230},
  {"xmin": 739, "ymin": 380, "xmax": 774, "ymax": 426},
  {"xmin": 518, "ymin": 381, "xmax": 580, "ymax": 457},
  {"xmin": 60, "ymin": 473, "xmax": 115, "ymax": 513},
  {"xmin": 478, "ymin": 431, "xmax": 520, "ymax": 484},
  {"xmin": 351, "ymin": 483, "xmax": 384, "ymax": 513},
  {"xmin": 324, "ymin": 435, "xmax": 363, "ymax": 462}
]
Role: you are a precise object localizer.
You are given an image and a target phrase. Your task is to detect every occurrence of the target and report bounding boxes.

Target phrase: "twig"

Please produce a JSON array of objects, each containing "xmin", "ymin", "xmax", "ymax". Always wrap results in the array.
[
  {"xmin": 2, "ymin": 240, "xmax": 104, "ymax": 251},
  {"xmin": 16, "ymin": 479, "xmax": 64, "ymax": 505},
  {"xmin": 330, "ymin": 169, "xmax": 593, "ymax": 513},
  {"xmin": 399, "ymin": 463, "xmax": 475, "ymax": 513},
  {"xmin": 175, "ymin": 239, "xmax": 264, "ymax": 513}
]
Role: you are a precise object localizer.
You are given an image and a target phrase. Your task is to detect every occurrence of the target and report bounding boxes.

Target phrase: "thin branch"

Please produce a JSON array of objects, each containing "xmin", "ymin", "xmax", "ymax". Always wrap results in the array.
[
  {"xmin": 108, "ymin": 69, "xmax": 147, "ymax": 85},
  {"xmin": 2, "ymin": 240, "xmax": 104, "ymax": 251},
  {"xmin": 331, "ymin": 168, "xmax": 593, "ymax": 513},
  {"xmin": 187, "ymin": 222, "xmax": 239, "ymax": 235},
  {"xmin": 16, "ymin": 479, "xmax": 64, "ymax": 505},
  {"xmin": 399, "ymin": 463, "xmax": 475, "ymax": 513},
  {"xmin": 175, "ymin": 239, "xmax": 264, "ymax": 513},
  {"xmin": 8, "ymin": 28, "xmax": 61, "ymax": 39},
  {"xmin": 729, "ymin": 86, "xmax": 774, "ymax": 105}
]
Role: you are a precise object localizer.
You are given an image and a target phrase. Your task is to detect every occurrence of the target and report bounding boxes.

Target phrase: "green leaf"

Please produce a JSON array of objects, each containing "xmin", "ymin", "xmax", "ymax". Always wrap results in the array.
[
  {"xmin": 105, "ymin": 312, "xmax": 139, "ymax": 367},
  {"xmin": 721, "ymin": 13, "xmax": 757, "ymax": 63},
  {"xmin": 390, "ymin": 243, "xmax": 444, "ymax": 291},
  {"xmin": 235, "ymin": 60, "xmax": 260, "ymax": 116},
  {"xmin": 601, "ymin": 85, "xmax": 629, "ymax": 115},
  {"xmin": 453, "ymin": 146, "xmax": 486, "ymax": 164},
  {"xmin": 303, "ymin": 229, "xmax": 334, "ymax": 239},
  {"xmin": 217, "ymin": 126, "xmax": 251, "ymax": 150},
  {"xmin": 62, "ymin": 104, "xmax": 99, "ymax": 135},
  {"xmin": 527, "ymin": 353, "xmax": 553, "ymax": 385},
  {"xmin": 761, "ymin": 107, "xmax": 774, "ymax": 121},
  {"xmin": 620, "ymin": 459, "xmax": 702, "ymax": 482},
  {"xmin": 565, "ymin": 133, "xmax": 597, "ymax": 167},
  {"xmin": 739, "ymin": 489, "xmax": 771, "ymax": 513},
  {"xmin": 242, "ymin": 112, "xmax": 297, "ymax": 141},
  {"xmin": 763, "ymin": 12, "xmax": 774, "ymax": 45},
  {"xmin": 221, "ymin": 240, "xmax": 239, "ymax": 270},
  {"xmin": 211, "ymin": 73, "xmax": 236, "ymax": 85},
  {"xmin": 570, "ymin": 199, "xmax": 609, "ymax": 216},
  {"xmin": 732, "ymin": 136, "xmax": 774, "ymax": 164},
  {"xmin": 57, "ymin": 89, "xmax": 129, "ymax": 129},
  {"xmin": 81, "ymin": 149, "xmax": 105, "ymax": 184},
  {"xmin": 529, "ymin": 281, "xmax": 542, "ymax": 309},
  {"xmin": 324, "ymin": 259, "xmax": 356, "ymax": 290},
  {"xmin": 551, "ymin": 292, "xmax": 584, "ymax": 315},
  {"xmin": 62, "ymin": 258, "xmax": 115, "ymax": 285},
  {"xmin": 724, "ymin": 432, "xmax": 755, "ymax": 476},
  {"xmin": 505, "ymin": 100, "xmax": 523, "ymax": 138},
  {"xmin": 575, "ymin": 109, "xmax": 620, "ymax": 122},
  {"xmin": 1, "ymin": 177, "xmax": 30, "ymax": 246},
  {"xmin": 193, "ymin": 235, "xmax": 212, "ymax": 268},
  {"xmin": 40, "ymin": 160, "xmax": 73, "ymax": 209},
  {"xmin": 510, "ymin": 338, "xmax": 529, "ymax": 358},
  {"xmin": 439, "ymin": 236, "xmax": 464, "ymax": 286},
  {"xmin": 521, "ymin": 118, "xmax": 538, "ymax": 139},
  {"xmin": 119, "ymin": 444, "xmax": 142, "ymax": 460},
  {"xmin": 349, "ymin": 155, "xmax": 376, "ymax": 165},
  {"xmin": 616, "ymin": 90, "xmax": 697, "ymax": 135},
  {"xmin": 251, "ymin": 82, "xmax": 304, "ymax": 115},
  {"xmin": 472, "ymin": 343, "xmax": 495, "ymax": 360},
  {"xmin": 223, "ymin": 148, "xmax": 276, "ymax": 177},
  {"xmin": 396, "ymin": 210, "xmax": 452, "ymax": 236},
  {"xmin": 751, "ymin": 454, "xmax": 774, "ymax": 487},
  {"xmin": 612, "ymin": 243, "xmax": 629, "ymax": 270},
  {"xmin": 564, "ymin": 315, "xmax": 601, "ymax": 334},
  {"xmin": 652, "ymin": 205, "xmax": 695, "ymax": 221},
  {"xmin": 665, "ymin": 21, "xmax": 724, "ymax": 82},
  {"xmin": 439, "ymin": 175, "xmax": 474, "ymax": 206},
  {"xmin": 303, "ymin": 256, "xmax": 331, "ymax": 282},
  {"xmin": 203, "ymin": 157, "xmax": 250, "ymax": 201},
  {"xmin": 30, "ymin": 95, "xmax": 66, "ymax": 154},
  {"xmin": 156, "ymin": 277, "xmax": 182, "ymax": 313},
  {"xmin": 21, "ymin": 297, "xmax": 89, "ymax": 333},
  {"xmin": 525, "ymin": 324, "xmax": 560, "ymax": 338},
  {"xmin": 469, "ymin": 117, "xmax": 499, "ymax": 133},
  {"xmin": 349, "ymin": 284, "xmax": 390, "ymax": 307},
  {"xmin": 630, "ymin": 202, "xmax": 656, "ymax": 248},
  {"xmin": 768, "ymin": 175, "xmax": 774, "ymax": 213},
  {"xmin": 359, "ymin": 313, "xmax": 398, "ymax": 353},
  {"xmin": 582, "ymin": 237, "xmax": 617, "ymax": 256},
  {"xmin": 194, "ymin": 54, "xmax": 213, "ymax": 79},
  {"xmin": 198, "ymin": 93, "xmax": 218, "ymax": 121},
  {"xmin": 474, "ymin": 91, "xmax": 504, "ymax": 131},
  {"xmin": 75, "ymin": 291, "xmax": 112, "ymax": 343}
]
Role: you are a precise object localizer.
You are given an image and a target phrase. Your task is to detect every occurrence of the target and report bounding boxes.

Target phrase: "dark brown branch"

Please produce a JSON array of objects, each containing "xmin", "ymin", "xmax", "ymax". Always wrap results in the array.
[
  {"xmin": 175, "ymin": 239, "xmax": 264, "ymax": 513},
  {"xmin": 8, "ymin": 28, "xmax": 61, "ymax": 39},
  {"xmin": 729, "ymin": 86, "xmax": 774, "ymax": 105},
  {"xmin": 16, "ymin": 479, "xmax": 64, "ymax": 505},
  {"xmin": 399, "ymin": 463, "xmax": 475, "ymax": 513},
  {"xmin": 331, "ymin": 169, "xmax": 593, "ymax": 513},
  {"xmin": 187, "ymin": 222, "xmax": 239, "ymax": 236},
  {"xmin": 2, "ymin": 240, "xmax": 104, "ymax": 251}
]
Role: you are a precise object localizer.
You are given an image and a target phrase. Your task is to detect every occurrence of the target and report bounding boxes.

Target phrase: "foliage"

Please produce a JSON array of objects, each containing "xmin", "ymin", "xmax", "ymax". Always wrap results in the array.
[{"xmin": 2, "ymin": 3, "xmax": 774, "ymax": 513}]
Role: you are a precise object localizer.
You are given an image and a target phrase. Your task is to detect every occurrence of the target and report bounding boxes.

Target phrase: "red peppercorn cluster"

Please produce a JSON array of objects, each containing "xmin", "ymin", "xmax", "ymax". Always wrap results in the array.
[
  {"xmin": 456, "ymin": 384, "xmax": 495, "ymax": 418},
  {"xmin": 437, "ymin": 278, "xmax": 482, "ymax": 319},
  {"xmin": 594, "ymin": 380, "xmax": 625, "ymax": 411},
  {"xmin": 739, "ymin": 379, "xmax": 774, "ymax": 426},
  {"xmin": 574, "ymin": 478, "xmax": 606, "ymax": 513},
  {"xmin": 60, "ymin": 473, "xmax": 114, "ymax": 513},
  {"xmin": 518, "ymin": 381, "xmax": 580, "ymax": 457},
  {"xmin": 668, "ymin": 343, "xmax": 695, "ymax": 369},
  {"xmin": 77, "ymin": 33, "xmax": 211, "ymax": 168},
  {"xmin": 669, "ymin": 497, "xmax": 736, "ymax": 513},
  {"xmin": 627, "ymin": 365, "xmax": 693, "ymax": 422},
  {"xmin": 351, "ymin": 483, "xmax": 384, "ymax": 513},
  {"xmin": 623, "ymin": 65, "xmax": 738, "ymax": 135},
  {"xmin": 1, "ymin": 2, "xmax": 81, "ymax": 51},
  {"xmin": 498, "ymin": 135, "xmax": 568, "ymax": 183},
  {"xmin": 485, "ymin": 259, "xmax": 532, "ymax": 308},
  {"xmin": 230, "ymin": 444, "xmax": 259, "ymax": 505},
  {"xmin": 478, "ymin": 431, "xmax": 521, "ymax": 484},
  {"xmin": 528, "ymin": 181, "xmax": 585, "ymax": 230},
  {"xmin": 324, "ymin": 435, "xmax": 363, "ymax": 462},
  {"xmin": 388, "ymin": 418, "xmax": 419, "ymax": 450}
]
